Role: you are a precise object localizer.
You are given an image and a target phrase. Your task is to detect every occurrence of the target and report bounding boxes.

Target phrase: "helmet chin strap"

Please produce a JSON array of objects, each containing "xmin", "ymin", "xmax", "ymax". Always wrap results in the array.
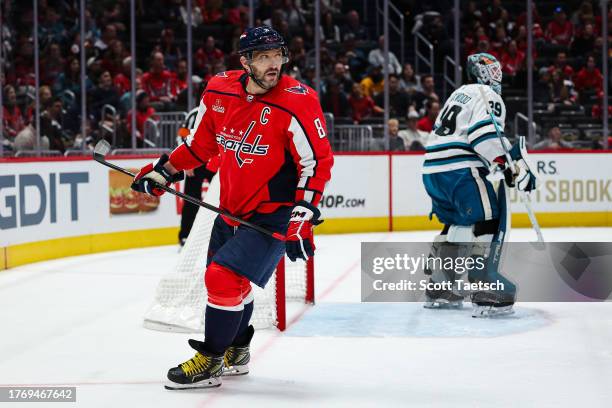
[{"xmin": 247, "ymin": 64, "xmax": 274, "ymax": 91}]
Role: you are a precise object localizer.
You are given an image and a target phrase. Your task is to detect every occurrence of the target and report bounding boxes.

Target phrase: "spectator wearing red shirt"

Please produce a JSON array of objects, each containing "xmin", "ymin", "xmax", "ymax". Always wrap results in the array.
[
  {"xmin": 2, "ymin": 85, "xmax": 25, "ymax": 140},
  {"xmin": 501, "ymin": 40, "xmax": 525, "ymax": 77},
  {"xmin": 594, "ymin": 8, "xmax": 612, "ymax": 40},
  {"xmin": 127, "ymin": 91, "xmax": 157, "ymax": 145},
  {"xmin": 194, "ymin": 36, "xmax": 224, "ymax": 77},
  {"xmin": 202, "ymin": 0, "xmax": 224, "ymax": 24},
  {"xmin": 548, "ymin": 51, "xmax": 574, "ymax": 80},
  {"xmin": 141, "ymin": 52, "xmax": 175, "ymax": 111},
  {"xmin": 533, "ymin": 23, "xmax": 545, "ymax": 40},
  {"xmin": 546, "ymin": 7, "xmax": 574, "ymax": 46},
  {"xmin": 464, "ymin": 25, "xmax": 488, "ymax": 57},
  {"xmin": 173, "ymin": 59, "xmax": 189, "ymax": 97},
  {"xmin": 514, "ymin": 25, "xmax": 540, "ymax": 60},
  {"xmin": 417, "ymin": 100, "xmax": 440, "ymax": 132},
  {"xmin": 348, "ymin": 82, "xmax": 382, "ymax": 123},
  {"xmin": 113, "ymin": 57, "xmax": 132, "ymax": 95},
  {"xmin": 490, "ymin": 27, "xmax": 509, "ymax": 59},
  {"xmin": 574, "ymin": 55, "xmax": 603, "ymax": 93}
]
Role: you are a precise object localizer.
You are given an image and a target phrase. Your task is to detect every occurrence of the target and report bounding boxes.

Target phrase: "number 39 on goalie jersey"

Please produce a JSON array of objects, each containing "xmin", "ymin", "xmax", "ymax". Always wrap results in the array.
[{"xmin": 422, "ymin": 84, "xmax": 509, "ymax": 174}]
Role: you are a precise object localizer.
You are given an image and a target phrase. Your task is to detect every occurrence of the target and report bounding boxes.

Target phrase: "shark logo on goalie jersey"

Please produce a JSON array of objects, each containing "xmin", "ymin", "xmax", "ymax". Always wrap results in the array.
[{"xmin": 216, "ymin": 121, "xmax": 270, "ymax": 168}]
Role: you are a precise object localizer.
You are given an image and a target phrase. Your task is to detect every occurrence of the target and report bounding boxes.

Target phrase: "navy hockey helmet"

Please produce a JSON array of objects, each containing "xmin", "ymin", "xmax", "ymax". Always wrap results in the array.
[{"xmin": 238, "ymin": 26, "xmax": 288, "ymax": 63}]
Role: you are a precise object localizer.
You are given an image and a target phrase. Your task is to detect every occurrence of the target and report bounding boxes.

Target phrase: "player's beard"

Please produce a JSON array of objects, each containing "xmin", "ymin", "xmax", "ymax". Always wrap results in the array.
[{"xmin": 251, "ymin": 65, "xmax": 280, "ymax": 90}]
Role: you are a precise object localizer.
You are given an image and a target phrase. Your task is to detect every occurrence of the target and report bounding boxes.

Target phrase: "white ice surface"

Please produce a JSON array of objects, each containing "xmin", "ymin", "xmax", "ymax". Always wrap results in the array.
[{"xmin": 1, "ymin": 228, "xmax": 611, "ymax": 407}]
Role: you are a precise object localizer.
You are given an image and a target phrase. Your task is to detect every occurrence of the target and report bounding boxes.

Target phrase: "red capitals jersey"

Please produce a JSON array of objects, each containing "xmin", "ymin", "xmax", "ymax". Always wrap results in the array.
[
  {"xmin": 169, "ymin": 70, "xmax": 334, "ymax": 219},
  {"xmin": 141, "ymin": 70, "xmax": 175, "ymax": 101}
]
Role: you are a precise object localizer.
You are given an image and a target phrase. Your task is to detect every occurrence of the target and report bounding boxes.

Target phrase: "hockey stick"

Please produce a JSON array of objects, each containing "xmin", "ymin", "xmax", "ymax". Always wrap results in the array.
[
  {"xmin": 477, "ymin": 86, "xmax": 545, "ymax": 244},
  {"xmin": 92, "ymin": 140, "xmax": 287, "ymax": 241}
]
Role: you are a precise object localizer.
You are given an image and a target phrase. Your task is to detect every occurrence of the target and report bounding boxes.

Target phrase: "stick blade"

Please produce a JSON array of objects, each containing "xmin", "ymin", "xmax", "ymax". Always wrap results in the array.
[{"xmin": 93, "ymin": 140, "xmax": 112, "ymax": 158}]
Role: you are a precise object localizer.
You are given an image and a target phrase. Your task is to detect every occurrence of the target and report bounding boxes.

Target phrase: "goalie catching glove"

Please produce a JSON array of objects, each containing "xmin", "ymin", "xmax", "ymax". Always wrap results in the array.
[
  {"xmin": 492, "ymin": 136, "xmax": 538, "ymax": 193},
  {"xmin": 285, "ymin": 201, "xmax": 323, "ymax": 262},
  {"xmin": 131, "ymin": 154, "xmax": 184, "ymax": 196}
]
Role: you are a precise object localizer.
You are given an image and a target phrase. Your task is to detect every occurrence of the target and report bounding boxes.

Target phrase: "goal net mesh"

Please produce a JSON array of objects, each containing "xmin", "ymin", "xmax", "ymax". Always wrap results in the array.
[{"xmin": 143, "ymin": 173, "xmax": 309, "ymax": 333}]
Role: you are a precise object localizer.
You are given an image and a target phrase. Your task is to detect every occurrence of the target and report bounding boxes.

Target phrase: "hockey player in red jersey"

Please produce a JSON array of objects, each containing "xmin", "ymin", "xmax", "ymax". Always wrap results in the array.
[{"xmin": 131, "ymin": 26, "xmax": 333, "ymax": 389}]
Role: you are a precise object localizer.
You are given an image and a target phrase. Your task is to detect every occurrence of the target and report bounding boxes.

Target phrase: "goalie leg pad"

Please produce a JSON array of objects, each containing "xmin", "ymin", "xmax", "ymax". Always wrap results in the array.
[
  {"xmin": 423, "ymin": 232, "xmax": 466, "ymax": 309},
  {"xmin": 469, "ymin": 184, "xmax": 517, "ymax": 314}
]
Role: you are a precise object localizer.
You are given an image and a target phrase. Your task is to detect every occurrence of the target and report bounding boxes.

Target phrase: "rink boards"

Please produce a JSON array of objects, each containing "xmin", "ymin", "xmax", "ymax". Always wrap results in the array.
[
  {"xmin": 317, "ymin": 151, "xmax": 612, "ymax": 233},
  {"xmin": 1, "ymin": 151, "xmax": 612, "ymax": 269}
]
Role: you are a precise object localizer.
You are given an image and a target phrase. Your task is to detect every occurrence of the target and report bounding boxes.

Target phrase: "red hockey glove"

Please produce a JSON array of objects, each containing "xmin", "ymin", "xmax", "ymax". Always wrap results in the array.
[
  {"xmin": 286, "ymin": 201, "xmax": 322, "ymax": 262},
  {"xmin": 131, "ymin": 154, "xmax": 184, "ymax": 196}
]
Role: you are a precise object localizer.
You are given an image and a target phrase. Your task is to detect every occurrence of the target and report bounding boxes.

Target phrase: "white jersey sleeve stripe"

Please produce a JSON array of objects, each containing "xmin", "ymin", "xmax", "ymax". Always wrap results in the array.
[
  {"xmin": 185, "ymin": 97, "xmax": 207, "ymax": 146},
  {"xmin": 289, "ymin": 116, "xmax": 316, "ymax": 189}
]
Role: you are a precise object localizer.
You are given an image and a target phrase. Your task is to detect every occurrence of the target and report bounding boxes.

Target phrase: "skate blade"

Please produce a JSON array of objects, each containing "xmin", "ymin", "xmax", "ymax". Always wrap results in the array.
[
  {"xmin": 471, "ymin": 305, "xmax": 514, "ymax": 318},
  {"xmin": 423, "ymin": 300, "xmax": 463, "ymax": 309},
  {"xmin": 223, "ymin": 365, "xmax": 249, "ymax": 376},
  {"xmin": 164, "ymin": 377, "xmax": 222, "ymax": 390}
]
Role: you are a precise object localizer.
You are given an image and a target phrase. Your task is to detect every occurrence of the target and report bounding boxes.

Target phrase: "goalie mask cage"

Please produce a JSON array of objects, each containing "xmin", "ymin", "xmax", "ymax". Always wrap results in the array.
[{"xmin": 143, "ymin": 173, "xmax": 314, "ymax": 332}]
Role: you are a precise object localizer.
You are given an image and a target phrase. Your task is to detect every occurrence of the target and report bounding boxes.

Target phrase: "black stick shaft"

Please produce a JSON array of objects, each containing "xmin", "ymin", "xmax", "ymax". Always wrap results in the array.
[{"xmin": 93, "ymin": 154, "xmax": 286, "ymax": 241}]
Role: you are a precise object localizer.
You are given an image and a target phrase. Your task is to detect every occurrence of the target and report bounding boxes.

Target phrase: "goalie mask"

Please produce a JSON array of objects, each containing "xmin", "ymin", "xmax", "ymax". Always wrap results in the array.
[{"xmin": 467, "ymin": 53, "xmax": 502, "ymax": 95}]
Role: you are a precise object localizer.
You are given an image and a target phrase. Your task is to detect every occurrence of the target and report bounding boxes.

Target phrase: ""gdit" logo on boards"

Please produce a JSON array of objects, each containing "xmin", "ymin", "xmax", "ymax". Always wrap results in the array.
[{"xmin": 0, "ymin": 172, "xmax": 89, "ymax": 229}]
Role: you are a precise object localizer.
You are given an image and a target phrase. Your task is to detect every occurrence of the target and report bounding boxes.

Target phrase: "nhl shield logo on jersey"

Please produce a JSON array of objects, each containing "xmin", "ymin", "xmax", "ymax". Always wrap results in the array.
[
  {"xmin": 284, "ymin": 84, "xmax": 309, "ymax": 95},
  {"xmin": 215, "ymin": 71, "xmax": 229, "ymax": 78}
]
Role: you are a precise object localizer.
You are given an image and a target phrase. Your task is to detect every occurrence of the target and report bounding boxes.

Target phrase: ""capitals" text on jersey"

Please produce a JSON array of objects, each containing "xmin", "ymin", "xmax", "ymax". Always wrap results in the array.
[{"xmin": 216, "ymin": 121, "xmax": 270, "ymax": 167}]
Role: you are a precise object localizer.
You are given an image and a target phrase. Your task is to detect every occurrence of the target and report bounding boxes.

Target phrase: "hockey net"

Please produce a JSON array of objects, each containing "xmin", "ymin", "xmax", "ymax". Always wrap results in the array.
[{"xmin": 143, "ymin": 173, "xmax": 314, "ymax": 333}]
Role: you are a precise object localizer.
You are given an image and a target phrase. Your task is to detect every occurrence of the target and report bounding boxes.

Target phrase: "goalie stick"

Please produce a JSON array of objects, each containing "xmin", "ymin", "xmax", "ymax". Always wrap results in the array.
[
  {"xmin": 92, "ymin": 140, "xmax": 287, "ymax": 241},
  {"xmin": 477, "ymin": 85, "xmax": 545, "ymax": 244}
]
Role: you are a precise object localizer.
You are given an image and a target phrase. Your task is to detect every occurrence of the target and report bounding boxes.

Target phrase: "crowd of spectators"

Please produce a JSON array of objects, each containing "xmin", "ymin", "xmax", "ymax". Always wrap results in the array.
[
  {"xmin": 1, "ymin": 0, "xmax": 234, "ymax": 153},
  {"xmin": 0, "ymin": 0, "xmax": 447, "ymax": 154},
  {"xmin": 1, "ymin": 0, "xmax": 611, "ymax": 154},
  {"xmin": 453, "ymin": 0, "xmax": 611, "ymax": 148}
]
